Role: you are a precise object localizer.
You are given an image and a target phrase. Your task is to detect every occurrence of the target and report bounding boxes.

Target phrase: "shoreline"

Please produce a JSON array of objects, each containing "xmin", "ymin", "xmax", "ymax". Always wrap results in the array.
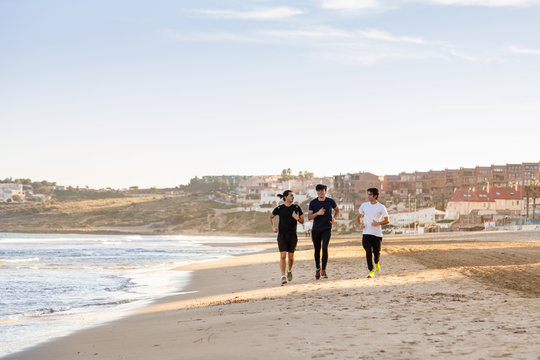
[
  {"xmin": 0, "ymin": 229, "xmax": 277, "ymax": 237},
  {"xmin": 0, "ymin": 235, "xmax": 268, "ymax": 358},
  {"xmin": 2, "ymin": 227, "xmax": 540, "ymax": 238},
  {"xmin": 2, "ymin": 232, "xmax": 539, "ymax": 359},
  {"xmin": 0, "ymin": 239, "xmax": 273, "ymax": 360}
]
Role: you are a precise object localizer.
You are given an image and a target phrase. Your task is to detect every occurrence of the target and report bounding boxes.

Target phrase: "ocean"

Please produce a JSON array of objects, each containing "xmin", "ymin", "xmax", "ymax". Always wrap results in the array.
[{"xmin": 0, "ymin": 232, "xmax": 268, "ymax": 357}]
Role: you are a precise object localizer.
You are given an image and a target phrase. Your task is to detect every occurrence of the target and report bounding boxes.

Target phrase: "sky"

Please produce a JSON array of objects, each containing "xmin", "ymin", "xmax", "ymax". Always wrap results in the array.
[{"xmin": 1, "ymin": 0, "xmax": 539, "ymax": 189}]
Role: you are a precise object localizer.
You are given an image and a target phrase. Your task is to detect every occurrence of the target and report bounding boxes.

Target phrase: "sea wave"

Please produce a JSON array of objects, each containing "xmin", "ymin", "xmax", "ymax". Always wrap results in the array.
[
  {"xmin": 0, "ymin": 258, "xmax": 40, "ymax": 263},
  {"xmin": 0, "ymin": 315, "xmax": 19, "ymax": 324},
  {"xmin": 23, "ymin": 306, "xmax": 73, "ymax": 317},
  {"xmin": 104, "ymin": 279, "xmax": 133, "ymax": 292},
  {"xmin": 88, "ymin": 299, "xmax": 132, "ymax": 307},
  {"xmin": 0, "ymin": 233, "xmax": 260, "ymax": 358}
]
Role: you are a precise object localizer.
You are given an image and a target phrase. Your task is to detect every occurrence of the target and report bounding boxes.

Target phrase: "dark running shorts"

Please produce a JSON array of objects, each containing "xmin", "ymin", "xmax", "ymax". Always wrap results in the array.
[{"xmin": 277, "ymin": 232, "xmax": 298, "ymax": 253}]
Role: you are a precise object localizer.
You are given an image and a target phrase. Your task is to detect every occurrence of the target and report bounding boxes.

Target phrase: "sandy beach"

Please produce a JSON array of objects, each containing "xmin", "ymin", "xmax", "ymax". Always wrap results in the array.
[{"xmin": 3, "ymin": 231, "xmax": 539, "ymax": 360}]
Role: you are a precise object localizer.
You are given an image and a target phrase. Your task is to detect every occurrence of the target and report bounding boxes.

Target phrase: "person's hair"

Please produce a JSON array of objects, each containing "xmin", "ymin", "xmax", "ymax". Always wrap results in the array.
[
  {"xmin": 315, "ymin": 184, "xmax": 327, "ymax": 191},
  {"xmin": 367, "ymin": 187, "xmax": 379, "ymax": 199},
  {"xmin": 277, "ymin": 190, "xmax": 293, "ymax": 199}
]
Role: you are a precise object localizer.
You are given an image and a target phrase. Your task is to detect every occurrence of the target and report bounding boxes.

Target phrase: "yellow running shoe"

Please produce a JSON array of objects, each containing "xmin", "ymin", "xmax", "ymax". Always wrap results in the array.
[
  {"xmin": 374, "ymin": 262, "xmax": 380, "ymax": 273},
  {"xmin": 367, "ymin": 270, "xmax": 375, "ymax": 278}
]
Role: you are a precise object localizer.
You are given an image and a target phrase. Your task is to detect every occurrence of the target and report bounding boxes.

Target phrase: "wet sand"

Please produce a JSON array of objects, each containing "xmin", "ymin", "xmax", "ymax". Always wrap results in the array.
[{"xmin": 3, "ymin": 231, "xmax": 540, "ymax": 360}]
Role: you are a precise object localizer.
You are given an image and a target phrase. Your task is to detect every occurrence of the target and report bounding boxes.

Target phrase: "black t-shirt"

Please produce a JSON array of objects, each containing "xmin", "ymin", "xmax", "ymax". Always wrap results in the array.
[
  {"xmin": 309, "ymin": 197, "xmax": 337, "ymax": 231},
  {"xmin": 272, "ymin": 203, "xmax": 303, "ymax": 233}
]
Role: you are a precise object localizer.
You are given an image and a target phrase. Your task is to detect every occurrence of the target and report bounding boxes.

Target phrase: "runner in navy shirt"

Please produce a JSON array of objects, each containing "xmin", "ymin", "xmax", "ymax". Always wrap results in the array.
[{"xmin": 308, "ymin": 184, "xmax": 340, "ymax": 279}]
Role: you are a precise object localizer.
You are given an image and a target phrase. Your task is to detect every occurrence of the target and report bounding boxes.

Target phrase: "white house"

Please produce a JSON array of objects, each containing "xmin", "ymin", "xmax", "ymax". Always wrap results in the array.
[
  {"xmin": 388, "ymin": 207, "xmax": 441, "ymax": 226},
  {"xmin": 259, "ymin": 189, "xmax": 279, "ymax": 205},
  {"xmin": 237, "ymin": 176, "xmax": 280, "ymax": 202},
  {"xmin": 0, "ymin": 183, "xmax": 24, "ymax": 202}
]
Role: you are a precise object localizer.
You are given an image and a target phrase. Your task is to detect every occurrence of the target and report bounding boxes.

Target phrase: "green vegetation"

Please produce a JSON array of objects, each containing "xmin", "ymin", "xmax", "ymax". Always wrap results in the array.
[
  {"xmin": 54, "ymin": 188, "xmax": 126, "ymax": 201},
  {"xmin": 524, "ymin": 182, "xmax": 539, "ymax": 220},
  {"xmin": 431, "ymin": 190, "xmax": 454, "ymax": 211},
  {"xmin": 179, "ymin": 176, "xmax": 245, "ymax": 195},
  {"xmin": 280, "ymin": 169, "xmax": 314, "ymax": 182}
]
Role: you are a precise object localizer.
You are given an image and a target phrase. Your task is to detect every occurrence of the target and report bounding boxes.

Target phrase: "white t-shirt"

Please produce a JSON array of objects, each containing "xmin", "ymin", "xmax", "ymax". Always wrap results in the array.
[{"xmin": 358, "ymin": 201, "xmax": 389, "ymax": 237}]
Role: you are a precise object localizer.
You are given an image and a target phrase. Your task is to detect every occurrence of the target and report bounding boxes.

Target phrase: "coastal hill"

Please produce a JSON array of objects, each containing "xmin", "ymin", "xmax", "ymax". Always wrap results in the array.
[{"xmin": 0, "ymin": 195, "xmax": 271, "ymax": 235}]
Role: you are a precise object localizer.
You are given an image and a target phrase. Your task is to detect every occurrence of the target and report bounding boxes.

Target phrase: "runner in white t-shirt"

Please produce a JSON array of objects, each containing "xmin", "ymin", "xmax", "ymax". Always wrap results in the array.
[{"xmin": 358, "ymin": 188, "xmax": 389, "ymax": 278}]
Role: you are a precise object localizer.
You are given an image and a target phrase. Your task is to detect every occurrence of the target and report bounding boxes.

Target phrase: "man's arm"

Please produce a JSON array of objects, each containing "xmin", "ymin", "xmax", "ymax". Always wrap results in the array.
[
  {"xmin": 292, "ymin": 210, "xmax": 304, "ymax": 225},
  {"xmin": 358, "ymin": 213, "xmax": 365, "ymax": 229},
  {"xmin": 333, "ymin": 206, "xmax": 340, "ymax": 219},
  {"xmin": 372, "ymin": 216, "xmax": 390, "ymax": 226},
  {"xmin": 308, "ymin": 208, "xmax": 325, "ymax": 221},
  {"xmin": 269, "ymin": 213, "xmax": 278, "ymax": 233},
  {"xmin": 331, "ymin": 206, "xmax": 340, "ymax": 224}
]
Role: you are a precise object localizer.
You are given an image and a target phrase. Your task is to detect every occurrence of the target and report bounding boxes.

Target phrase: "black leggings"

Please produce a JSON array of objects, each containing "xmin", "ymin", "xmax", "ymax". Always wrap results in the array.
[
  {"xmin": 312, "ymin": 229, "xmax": 331, "ymax": 270},
  {"xmin": 362, "ymin": 234, "xmax": 382, "ymax": 271}
]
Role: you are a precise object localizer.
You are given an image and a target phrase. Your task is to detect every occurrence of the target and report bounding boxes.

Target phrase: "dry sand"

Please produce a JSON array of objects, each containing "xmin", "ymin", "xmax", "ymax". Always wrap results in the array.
[{"xmin": 3, "ymin": 231, "xmax": 540, "ymax": 360}]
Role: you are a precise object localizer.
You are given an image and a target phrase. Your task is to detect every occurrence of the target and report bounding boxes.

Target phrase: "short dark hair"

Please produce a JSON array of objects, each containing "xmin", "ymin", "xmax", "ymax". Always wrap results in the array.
[
  {"xmin": 315, "ymin": 184, "xmax": 327, "ymax": 191},
  {"xmin": 367, "ymin": 187, "xmax": 379, "ymax": 199}
]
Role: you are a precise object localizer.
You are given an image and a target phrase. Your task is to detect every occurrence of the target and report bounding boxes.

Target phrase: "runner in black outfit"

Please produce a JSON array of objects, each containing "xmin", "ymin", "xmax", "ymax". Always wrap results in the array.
[
  {"xmin": 270, "ymin": 190, "xmax": 304, "ymax": 285},
  {"xmin": 308, "ymin": 184, "xmax": 340, "ymax": 280}
]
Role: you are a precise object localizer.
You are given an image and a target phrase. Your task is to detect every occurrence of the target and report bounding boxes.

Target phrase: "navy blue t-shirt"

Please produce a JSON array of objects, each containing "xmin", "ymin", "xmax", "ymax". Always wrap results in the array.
[{"xmin": 309, "ymin": 197, "xmax": 337, "ymax": 231}]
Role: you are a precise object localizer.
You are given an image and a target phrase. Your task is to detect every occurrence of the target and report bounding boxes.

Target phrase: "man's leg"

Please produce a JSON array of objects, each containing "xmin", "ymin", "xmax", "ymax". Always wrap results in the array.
[
  {"xmin": 287, "ymin": 252, "xmax": 294, "ymax": 281},
  {"xmin": 312, "ymin": 230, "xmax": 322, "ymax": 270},
  {"xmin": 280, "ymin": 251, "xmax": 287, "ymax": 275},
  {"xmin": 362, "ymin": 235, "xmax": 374, "ymax": 271},
  {"xmin": 287, "ymin": 252, "xmax": 294, "ymax": 271},
  {"xmin": 372, "ymin": 236, "xmax": 382, "ymax": 267},
  {"xmin": 321, "ymin": 229, "xmax": 331, "ymax": 271}
]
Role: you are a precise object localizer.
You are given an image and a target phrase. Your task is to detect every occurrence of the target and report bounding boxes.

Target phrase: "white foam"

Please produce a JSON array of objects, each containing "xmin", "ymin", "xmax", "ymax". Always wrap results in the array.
[
  {"xmin": 0, "ymin": 233, "xmax": 261, "ymax": 357},
  {"xmin": 0, "ymin": 257, "xmax": 40, "ymax": 263},
  {"xmin": 0, "ymin": 315, "xmax": 19, "ymax": 324}
]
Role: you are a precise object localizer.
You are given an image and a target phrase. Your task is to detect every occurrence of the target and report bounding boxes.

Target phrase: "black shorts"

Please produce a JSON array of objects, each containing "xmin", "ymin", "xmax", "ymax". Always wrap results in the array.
[{"xmin": 277, "ymin": 232, "xmax": 298, "ymax": 253}]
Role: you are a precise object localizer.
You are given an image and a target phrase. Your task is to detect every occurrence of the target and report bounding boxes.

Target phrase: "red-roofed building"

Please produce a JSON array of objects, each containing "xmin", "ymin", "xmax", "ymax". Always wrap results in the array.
[{"xmin": 445, "ymin": 187, "xmax": 525, "ymax": 219}]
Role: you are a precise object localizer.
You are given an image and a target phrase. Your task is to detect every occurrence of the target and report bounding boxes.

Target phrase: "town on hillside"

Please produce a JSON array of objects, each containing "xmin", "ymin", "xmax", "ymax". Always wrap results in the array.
[{"xmin": 1, "ymin": 162, "xmax": 539, "ymax": 234}]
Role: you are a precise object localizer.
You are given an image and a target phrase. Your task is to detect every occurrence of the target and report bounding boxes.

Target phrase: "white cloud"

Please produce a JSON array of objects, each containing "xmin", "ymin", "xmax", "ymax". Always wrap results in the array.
[
  {"xmin": 320, "ymin": 0, "xmax": 540, "ymax": 10},
  {"xmin": 319, "ymin": 50, "xmax": 433, "ymax": 65},
  {"xmin": 321, "ymin": 0, "xmax": 379, "ymax": 9},
  {"xmin": 444, "ymin": 48, "xmax": 482, "ymax": 62},
  {"xmin": 418, "ymin": 0, "xmax": 540, "ymax": 6},
  {"xmin": 195, "ymin": 7, "xmax": 305, "ymax": 20},
  {"xmin": 164, "ymin": 26, "xmax": 501, "ymax": 65},
  {"xmin": 356, "ymin": 29, "xmax": 435, "ymax": 45},
  {"xmin": 441, "ymin": 48, "xmax": 504, "ymax": 63},
  {"xmin": 322, "ymin": 52, "xmax": 393, "ymax": 65},
  {"xmin": 260, "ymin": 27, "xmax": 436, "ymax": 45},
  {"xmin": 508, "ymin": 45, "xmax": 540, "ymax": 54},
  {"xmin": 259, "ymin": 27, "xmax": 352, "ymax": 40},
  {"xmin": 160, "ymin": 30, "xmax": 258, "ymax": 43}
]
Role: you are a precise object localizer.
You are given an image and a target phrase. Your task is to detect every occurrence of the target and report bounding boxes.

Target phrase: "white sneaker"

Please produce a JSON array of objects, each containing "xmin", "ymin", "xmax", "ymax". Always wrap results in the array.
[
  {"xmin": 287, "ymin": 271, "xmax": 293, "ymax": 282},
  {"xmin": 281, "ymin": 275, "xmax": 287, "ymax": 285}
]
